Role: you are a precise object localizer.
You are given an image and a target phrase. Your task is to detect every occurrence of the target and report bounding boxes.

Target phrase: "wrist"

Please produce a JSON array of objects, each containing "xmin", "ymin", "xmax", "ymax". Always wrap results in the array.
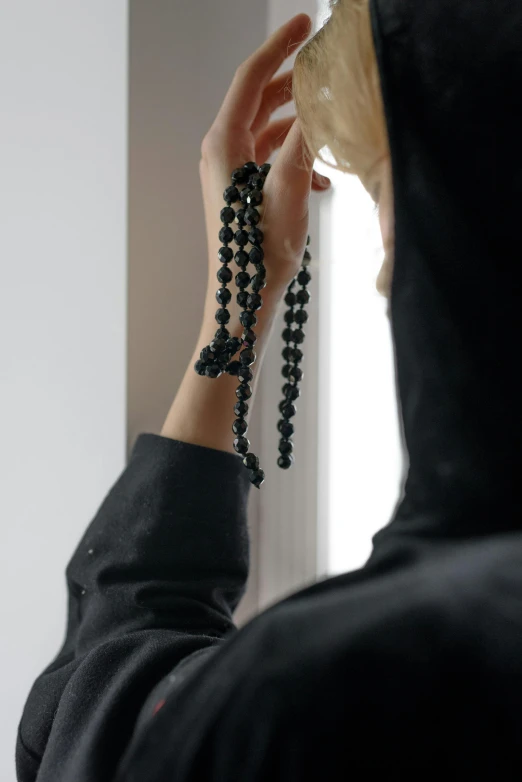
[{"xmin": 200, "ymin": 281, "xmax": 285, "ymax": 348}]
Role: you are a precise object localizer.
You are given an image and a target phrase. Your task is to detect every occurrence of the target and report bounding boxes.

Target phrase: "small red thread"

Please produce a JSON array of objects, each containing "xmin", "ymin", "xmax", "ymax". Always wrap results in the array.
[{"xmin": 152, "ymin": 698, "xmax": 166, "ymax": 715}]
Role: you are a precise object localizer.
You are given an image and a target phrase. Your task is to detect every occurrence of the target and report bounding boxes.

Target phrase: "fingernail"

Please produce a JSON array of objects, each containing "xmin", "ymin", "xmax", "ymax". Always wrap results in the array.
[{"xmin": 319, "ymin": 175, "xmax": 331, "ymax": 186}]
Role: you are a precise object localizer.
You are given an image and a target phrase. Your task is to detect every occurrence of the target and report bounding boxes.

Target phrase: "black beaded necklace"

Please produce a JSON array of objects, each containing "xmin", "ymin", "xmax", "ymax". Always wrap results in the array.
[{"xmin": 194, "ymin": 160, "xmax": 312, "ymax": 488}]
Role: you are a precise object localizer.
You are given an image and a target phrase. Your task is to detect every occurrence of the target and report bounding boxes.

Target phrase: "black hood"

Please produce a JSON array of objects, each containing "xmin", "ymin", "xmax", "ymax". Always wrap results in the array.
[{"xmin": 370, "ymin": 0, "xmax": 522, "ymax": 545}]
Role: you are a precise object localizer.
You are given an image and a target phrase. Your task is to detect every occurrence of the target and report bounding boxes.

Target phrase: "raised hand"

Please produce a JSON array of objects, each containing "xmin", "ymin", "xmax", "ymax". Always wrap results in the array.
[{"xmin": 199, "ymin": 13, "xmax": 330, "ymax": 315}]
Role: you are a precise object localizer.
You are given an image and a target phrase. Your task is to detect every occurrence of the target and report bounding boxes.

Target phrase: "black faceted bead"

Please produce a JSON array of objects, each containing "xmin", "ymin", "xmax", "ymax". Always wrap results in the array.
[
  {"xmin": 217, "ymin": 266, "xmax": 233, "ymax": 284},
  {"xmin": 279, "ymin": 401, "xmax": 296, "ymax": 419},
  {"xmin": 296, "ymin": 289, "xmax": 311, "ymax": 305},
  {"xmin": 290, "ymin": 366, "xmax": 303, "ymax": 382},
  {"xmin": 235, "ymin": 250, "xmax": 249, "ymax": 268},
  {"xmin": 278, "ymin": 454, "xmax": 294, "ymax": 470},
  {"xmin": 240, "ymin": 187, "xmax": 252, "ymax": 205},
  {"xmin": 295, "ymin": 309, "xmax": 309, "ymax": 325},
  {"xmin": 232, "ymin": 418, "xmax": 248, "ymax": 436},
  {"xmin": 277, "ymin": 419, "xmax": 295, "ymax": 438},
  {"xmin": 216, "ymin": 287, "xmax": 232, "ymax": 306},
  {"xmin": 240, "ymin": 348, "xmax": 255, "ymax": 366},
  {"xmin": 210, "ymin": 337, "xmax": 227, "ymax": 354},
  {"xmin": 297, "ymin": 269, "xmax": 312, "ymax": 286},
  {"xmin": 214, "ymin": 326, "xmax": 230, "ymax": 340},
  {"xmin": 235, "ymin": 271, "xmax": 251, "ymax": 289},
  {"xmin": 279, "ymin": 438, "xmax": 293, "ymax": 455},
  {"xmin": 233, "ymin": 436, "xmax": 250, "ymax": 455},
  {"xmin": 242, "ymin": 329, "xmax": 257, "ymax": 347},
  {"xmin": 248, "ymin": 227, "xmax": 264, "ymax": 245},
  {"xmin": 194, "ymin": 359, "xmax": 206, "ymax": 376},
  {"xmin": 249, "ymin": 246, "xmax": 264, "ymax": 265},
  {"xmin": 206, "ymin": 364, "xmax": 222, "ymax": 379},
  {"xmin": 238, "ymin": 366, "xmax": 253, "ymax": 384},
  {"xmin": 234, "ymin": 400, "xmax": 249, "ymax": 417},
  {"xmin": 259, "ymin": 163, "xmax": 271, "ymax": 177},
  {"xmin": 243, "ymin": 161, "xmax": 258, "ymax": 176},
  {"xmin": 237, "ymin": 291, "xmax": 249, "ymax": 308},
  {"xmin": 234, "ymin": 230, "xmax": 249, "ymax": 247},
  {"xmin": 284, "ymin": 310, "xmax": 295, "ymax": 324},
  {"xmin": 200, "ymin": 347, "xmax": 215, "ymax": 362},
  {"xmin": 215, "ymin": 308, "xmax": 231, "ymax": 325},
  {"xmin": 240, "ymin": 310, "xmax": 257, "ymax": 328},
  {"xmin": 293, "ymin": 348, "xmax": 303, "ymax": 363},
  {"xmin": 250, "ymin": 468, "xmax": 265, "ymax": 488},
  {"xmin": 282, "ymin": 346, "xmax": 295, "ymax": 362},
  {"xmin": 283, "ymin": 383, "xmax": 300, "ymax": 401},
  {"xmin": 219, "ymin": 226, "xmax": 234, "ymax": 244},
  {"xmin": 220, "ymin": 206, "xmax": 235, "ymax": 224},
  {"xmin": 282, "ymin": 365, "xmax": 291, "ymax": 379},
  {"xmin": 226, "ymin": 337, "xmax": 242, "ymax": 355},
  {"xmin": 236, "ymin": 208, "xmax": 246, "ymax": 226},
  {"xmin": 246, "ymin": 189, "xmax": 263, "ymax": 206},
  {"xmin": 248, "ymin": 173, "xmax": 264, "ymax": 190},
  {"xmin": 244, "ymin": 207, "xmax": 260, "ymax": 226},
  {"xmin": 282, "ymin": 327, "xmax": 293, "ymax": 343},
  {"xmin": 303, "ymin": 249, "xmax": 312, "ymax": 266},
  {"xmin": 243, "ymin": 452, "xmax": 260, "ymax": 471},
  {"xmin": 216, "ymin": 352, "xmax": 231, "ymax": 369},
  {"xmin": 232, "ymin": 167, "xmax": 248, "ymax": 185},
  {"xmin": 255, "ymin": 264, "xmax": 266, "ymax": 279},
  {"xmin": 236, "ymin": 384, "xmax": 252, "ymax": 401},
  {"xmin": 246, "ymin": 293, "xmax": 262, "ymax": 311},
  {"xmin": 293, "ymin": 329, "xmax": 305, "ymax": 344},
  {"xmin": 227, "ymin": 360, "xmax": 241, "ymax": 376},
  {"xmin": 285, "ymin": 291, "xmax": 296, "ymax": 307},
  {"xmin": 251, "ymin": 274, "xmax": 267, "ymax": 292},
  {"xmin": 218, "ymin": 246, "xmax": 234, "ymax": 263},
  {"xmin": 224, "ymin": 185, "xmax": 240, "ymax": 203}
]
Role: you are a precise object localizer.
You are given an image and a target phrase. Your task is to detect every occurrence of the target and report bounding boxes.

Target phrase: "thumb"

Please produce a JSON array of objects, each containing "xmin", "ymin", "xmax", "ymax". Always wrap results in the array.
[{"xmin": 263, "ymin": 118, "xmax": 314, "ymax": 226}]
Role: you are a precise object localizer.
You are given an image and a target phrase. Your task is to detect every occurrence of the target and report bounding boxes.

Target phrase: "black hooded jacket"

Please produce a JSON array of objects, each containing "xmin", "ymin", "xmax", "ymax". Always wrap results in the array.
[{"xmin": 16, "ymin": 0, "xmax": 522, "ymax": 778}]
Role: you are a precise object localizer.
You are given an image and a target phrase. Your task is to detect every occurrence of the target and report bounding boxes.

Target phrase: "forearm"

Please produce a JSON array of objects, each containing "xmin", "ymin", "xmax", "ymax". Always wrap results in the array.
[{"xmin": 160, "ymin": 283, "xmax": 285, "ymax": 454}]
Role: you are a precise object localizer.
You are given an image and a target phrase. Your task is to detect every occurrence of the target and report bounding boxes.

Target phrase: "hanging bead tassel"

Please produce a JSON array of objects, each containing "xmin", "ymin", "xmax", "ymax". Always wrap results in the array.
[
  {"xmin": 277, "ymin": 235, "xmax": 312, "ymax": 469},
  {"xmin": 194, "ymin": 162, "xmax": 312, "ymax": 489}
]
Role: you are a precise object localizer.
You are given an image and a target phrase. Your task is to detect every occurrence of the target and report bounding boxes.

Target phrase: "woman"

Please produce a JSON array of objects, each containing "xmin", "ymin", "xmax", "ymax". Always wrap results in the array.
[{"xmin": 16, "ymin": 0, "xmax": 522, "ymax": 778}]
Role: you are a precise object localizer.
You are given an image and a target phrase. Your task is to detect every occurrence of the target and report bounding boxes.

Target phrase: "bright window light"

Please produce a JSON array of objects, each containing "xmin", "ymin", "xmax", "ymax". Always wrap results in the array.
[{"xmin": 317, "ymin": 164, "xmax": 403, "ymax": 576}]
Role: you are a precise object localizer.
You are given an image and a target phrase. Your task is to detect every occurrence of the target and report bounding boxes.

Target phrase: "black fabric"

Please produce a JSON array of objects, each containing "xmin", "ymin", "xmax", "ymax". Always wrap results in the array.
[
  {"xmin": 16, "ymin": 0, "xmax": 522, "ymax": 778},
  {"xmin": 15, "ymin": 435, "xmax": 251, "ymax": 782},
  {"xmin": 372, "ymin": 0, "xmax": 522, "ymax": 547}
]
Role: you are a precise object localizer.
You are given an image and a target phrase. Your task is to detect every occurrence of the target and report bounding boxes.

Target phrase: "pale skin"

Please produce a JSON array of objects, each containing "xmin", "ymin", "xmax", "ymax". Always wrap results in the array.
[{"xmin": 160, "ymin": 13, "xmax": 394, "ymax": 455}]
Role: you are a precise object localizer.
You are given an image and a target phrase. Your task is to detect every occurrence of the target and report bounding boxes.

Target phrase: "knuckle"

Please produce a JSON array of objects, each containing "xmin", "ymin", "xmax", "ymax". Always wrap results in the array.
[
  {"xmin": 200, "ymin": 132, "xmax": 216, "ymax": 159},
  {"xmin": 235, "ymin": 59, "xmax": 249, "ymax": 78},
  {"xmin": 236, "ymin": 56, "xmax": 260, "ymax": 82}
]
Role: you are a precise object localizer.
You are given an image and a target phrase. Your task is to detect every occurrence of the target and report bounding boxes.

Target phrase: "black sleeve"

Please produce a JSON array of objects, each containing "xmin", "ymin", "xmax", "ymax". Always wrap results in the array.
[{"xmin": 15, "ymin": 433, "xmax": 252, "ymax": 782}]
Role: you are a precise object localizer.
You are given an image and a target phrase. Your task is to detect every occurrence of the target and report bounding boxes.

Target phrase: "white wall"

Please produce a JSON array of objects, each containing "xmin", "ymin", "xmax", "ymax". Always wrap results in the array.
[{"xmin": 0, "ymin": 2, "xmax": 128, "ymax": 779}]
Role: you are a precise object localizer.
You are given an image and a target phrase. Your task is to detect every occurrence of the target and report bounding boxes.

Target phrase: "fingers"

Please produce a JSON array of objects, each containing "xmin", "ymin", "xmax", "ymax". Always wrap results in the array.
[
  {"xmin": 311, "ymin": 171, "xmax": 332, "ymax": 191},
  {"xmin": 269, "ymin": 117, "xmax": 312, "ymax": 179},
  {"xmin": 256, "ymin": 115, "xmax": 296, "ymax": 163},
  {"xmin": 263, "ymin": 118, "xmax": 314, "ymax": 225},
  {"xmin": 251, "ymin": 70, "xmax": 294, "ymax": 137},
  {"xmin": 277, "ymin": 121, "xmax": 331, "ymax": 190},
  {"xmin": 215, "ymin": 14, "xmax": 312, "ymax": 132}
]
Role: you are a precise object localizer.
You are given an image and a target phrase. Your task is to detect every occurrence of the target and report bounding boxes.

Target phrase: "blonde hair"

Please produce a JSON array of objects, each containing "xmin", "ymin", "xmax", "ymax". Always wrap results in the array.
[{"xmin": 293, "ymin": 0, "xmax": 388, "ymax": 180}]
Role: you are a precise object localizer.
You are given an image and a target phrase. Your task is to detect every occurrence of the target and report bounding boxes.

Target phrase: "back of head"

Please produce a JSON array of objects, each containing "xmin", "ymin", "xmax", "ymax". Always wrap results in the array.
[{"xmin": 295, "ymin": 0, "xmax": 522, "ymax": 539}]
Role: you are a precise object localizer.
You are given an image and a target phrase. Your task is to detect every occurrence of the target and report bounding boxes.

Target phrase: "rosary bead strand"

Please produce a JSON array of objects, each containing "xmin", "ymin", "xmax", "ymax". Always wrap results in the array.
[
  {"xmin": 194, "ymin": 162, "xmax": 311, "ymax": 489},
  {"xmin": 277, "ymin": 235, "xmax": 312, "ymax": 468}
]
